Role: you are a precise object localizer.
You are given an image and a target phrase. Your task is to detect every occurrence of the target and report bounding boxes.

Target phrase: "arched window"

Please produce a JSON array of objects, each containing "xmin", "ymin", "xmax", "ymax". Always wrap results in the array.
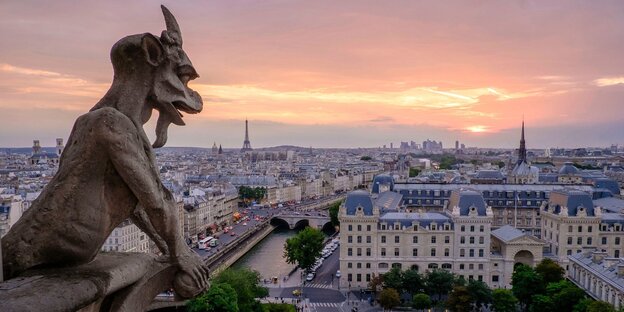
[
  {"xmin": 428, "ymin": 263, "xmax": 439, "ymax": 269},
  {"xmin": 442, "ymin": 263, "xmax": 452, "ymax": 269},
  {"xmin": 392, "ymin": 263, "xmax": 402, "ymax": 269},
  {"xmin": 379, "ymin": 263, "xmax": 389, "ymax": 269}
]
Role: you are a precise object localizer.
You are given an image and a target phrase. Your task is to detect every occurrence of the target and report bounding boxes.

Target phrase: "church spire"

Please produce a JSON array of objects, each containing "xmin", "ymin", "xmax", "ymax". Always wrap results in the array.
[{"xmin": 518, "ymin": 119, "xmax": 527, "ymax": 162}]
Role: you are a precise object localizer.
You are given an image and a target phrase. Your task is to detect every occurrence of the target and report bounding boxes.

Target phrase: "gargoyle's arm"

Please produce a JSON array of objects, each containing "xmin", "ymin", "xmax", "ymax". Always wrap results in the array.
[{"xmin": 96, "ymin": 109, "xmax": 185, "ymax": 260}]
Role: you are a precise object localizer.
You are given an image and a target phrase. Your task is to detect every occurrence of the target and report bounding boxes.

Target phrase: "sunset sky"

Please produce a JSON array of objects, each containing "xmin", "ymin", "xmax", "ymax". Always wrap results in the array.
[{"xmin": 2, "ymin": 0, "xmax": 624, "ymax": 148}]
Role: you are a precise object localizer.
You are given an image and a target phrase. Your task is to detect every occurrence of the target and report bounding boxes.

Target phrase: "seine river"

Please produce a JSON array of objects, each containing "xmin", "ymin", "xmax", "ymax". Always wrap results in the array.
[{"xmin": 233, "ymin": 229, "xmax": 297, "ymax": 281}]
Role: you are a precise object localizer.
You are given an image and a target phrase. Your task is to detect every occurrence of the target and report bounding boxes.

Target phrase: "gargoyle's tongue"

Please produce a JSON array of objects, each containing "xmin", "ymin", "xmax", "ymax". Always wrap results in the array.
[{"xmin": 153, "ymin": 113, "xmax": 172, "ymax": 148}]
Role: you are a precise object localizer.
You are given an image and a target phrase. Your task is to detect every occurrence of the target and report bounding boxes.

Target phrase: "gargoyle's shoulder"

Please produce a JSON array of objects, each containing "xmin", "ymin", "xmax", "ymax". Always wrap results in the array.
[{"xmin": 77, "ymin": 107, "xmax": 138, "ymax": 137}]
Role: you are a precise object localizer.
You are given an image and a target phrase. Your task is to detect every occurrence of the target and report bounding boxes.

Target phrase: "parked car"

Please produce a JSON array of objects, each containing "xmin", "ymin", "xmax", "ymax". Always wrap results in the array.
[
  {"xmin": 335, "ymin": 270, "xmax": 341, "ymax": 278},
  {"xmin": 306, "ymin": 273, "xmax": 315, "ymax": 281}
]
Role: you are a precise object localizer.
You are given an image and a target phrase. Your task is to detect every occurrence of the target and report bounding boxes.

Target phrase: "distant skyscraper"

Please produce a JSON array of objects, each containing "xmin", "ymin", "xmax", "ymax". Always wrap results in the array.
[{"xmin": 241, "ymin": 119, "xmax": 253, "ymax": 152}]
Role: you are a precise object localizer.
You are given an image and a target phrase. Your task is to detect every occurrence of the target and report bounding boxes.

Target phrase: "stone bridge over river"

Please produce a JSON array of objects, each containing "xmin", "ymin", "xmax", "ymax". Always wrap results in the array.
[{"xmin": 270, "ymin": 213, "xmax": 334, "ymax": 233}]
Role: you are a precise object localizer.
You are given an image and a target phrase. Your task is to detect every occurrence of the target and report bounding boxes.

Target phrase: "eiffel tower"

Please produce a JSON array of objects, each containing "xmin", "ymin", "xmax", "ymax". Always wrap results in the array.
[{"xmin": 241, "ymin": 119, "xmax": 253, "ymax": 152}]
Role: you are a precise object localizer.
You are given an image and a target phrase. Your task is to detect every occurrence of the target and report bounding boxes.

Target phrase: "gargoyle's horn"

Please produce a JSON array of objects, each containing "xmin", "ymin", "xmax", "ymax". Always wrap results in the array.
[{"xmin": 161, "ymin": 5, "xmax": 182, "ymax": 44}]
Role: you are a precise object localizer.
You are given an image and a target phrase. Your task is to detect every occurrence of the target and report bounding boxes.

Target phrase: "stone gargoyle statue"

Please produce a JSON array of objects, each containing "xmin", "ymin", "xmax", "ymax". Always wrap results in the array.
[{"xmin": 1, "ymin": 5, "xmax": 209, "ymax": 306}]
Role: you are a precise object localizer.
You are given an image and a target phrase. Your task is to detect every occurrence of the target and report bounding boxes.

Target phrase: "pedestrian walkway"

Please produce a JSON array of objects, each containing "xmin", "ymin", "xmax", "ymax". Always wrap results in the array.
[
  {"xmin": 310, "ymin": 302, "xmax": 340, "ymax": 308},
  {"xmin": 304, "ymin": 282, "xmax": 334, "ymax": 289}
]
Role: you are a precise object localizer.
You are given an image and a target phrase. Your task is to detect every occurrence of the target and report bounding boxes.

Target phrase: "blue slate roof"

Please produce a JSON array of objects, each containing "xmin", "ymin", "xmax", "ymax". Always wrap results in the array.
[
  {"xmin": 538, "ymin": 173, "xmax": 559, "ymax": 183},
  {"xmin": 345, "ymin": 190, "xmax": 374, "ymax": 215},
  {"xmin": 371, "ymin": 174, "xmax": 394, "ymax": 194},
  {"xmin": 601, "ymin": 213, "xmax": 624, "ymax": 226},
  {"xmin": 593, "ymin": 178, "xmax": 620, "ymax": 196},
  {"xmin": 379, "ymin": 212, "xmax": 452, "ymax": 228},
  {"xmin": 491, "ymin": 225, "xmax": 525, "ymax": 242},
  {"xmin": 559, "ymin": 162, "xmax": 579, "ymax": 175},
  {"xmin": 448, "ymin": 189, "xmax": 488, "ymax": 216},
  {"xmin": 569, "ymin": 252, "xmax": 624, "ymax": 291},
  {"xmin": 547, "ymin": 190, "xmax": 596, "ymax": 216},
  {"xmin": 475, "ymin": 170, "xmax": 504, "ymax": 180},
  {"xmin": 374, "ymin": 191, "xmax": 402, "ymax": 212},
  {"xmin": 593, "ymin": 197, "xmax": 624, "ymax": 213}
]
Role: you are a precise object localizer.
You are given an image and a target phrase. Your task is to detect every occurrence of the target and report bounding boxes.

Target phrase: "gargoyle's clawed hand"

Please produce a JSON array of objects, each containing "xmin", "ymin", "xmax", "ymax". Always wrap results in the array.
[{"xmin": 175, "ymin": 249, "xmax": 210, "ymax": 290}]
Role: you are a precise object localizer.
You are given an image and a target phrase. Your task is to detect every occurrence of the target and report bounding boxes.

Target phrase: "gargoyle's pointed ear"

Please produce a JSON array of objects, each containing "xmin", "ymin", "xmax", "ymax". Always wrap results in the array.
[{"xmin": 141, "ymin": 33, "xmax": 164, "ymax": 67}]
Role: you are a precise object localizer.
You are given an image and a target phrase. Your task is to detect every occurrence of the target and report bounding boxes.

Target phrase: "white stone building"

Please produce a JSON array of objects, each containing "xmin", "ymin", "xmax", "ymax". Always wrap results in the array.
[
  {"xmin": 101, "ymin": 219, "xmax": 150, "ymax": 253},
  {"xmin": 569, "ymin": 249, "xmax": 624, "ymax": 309}
]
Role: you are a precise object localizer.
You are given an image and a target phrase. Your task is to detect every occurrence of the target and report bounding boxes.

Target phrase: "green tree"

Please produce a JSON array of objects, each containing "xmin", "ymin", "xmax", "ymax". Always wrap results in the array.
[
  {"xmin": 535, "ymin": 258, "xmax": 565, "ymax": 285},
  {"xmin": 549, "ymin": 280, "xmax": 587, "ymax": 312},
  {"xmin": 446, "ymin": 286, "xmax": 473, "ymax": 312},
  {"xmin": 254, "ymin": 187, "xmax": 267, "ymax": 201},
  {"xmin": 466, "ymin": 280, "xmax": 492, "ymax": 308},
  {"xmin": 438, "ymin": 155, "xmax": 459, "ymax": 170},
  {"xmin": 512, "ymin": 264, "xmax": 543, "ymax": 310},
  {"xmin": 573, "ymin": 298, "xmax": 593, "ymax": 312},
  {"xmin": 328, "ymin": 200, "xmax": 341, "ymax": 227},
  {"xmin": 187, "ymin": 283, "xmax": 239, "ymax": 312},
  {"xmin": 283, "ymin": 227, "xmax": 325, "ymax": 272},
  {"xmin": 497, "ymin": 161, "xmax": 506, "ymax": 169},
  {"xmin": 491, "ymin": 289, "xmax": 518, "ymax": 312},
  {"xmin": 412, "ymin": 293, "xmax": 432, "ymax": 311},
  {"xmin": 402, "ymin": 268, "xmax": 425, "ymax": 295},
  {"xmin": 529, "ymin": 295, "xmax": 553, "ymax": 312},
  {"xmin": 238, "ymin": 186, "xmax": 267, "ymax": 203},
  {"xmin": 425, "ymin": 269, "xmax": 456, "ymax": 302},
  {"xmin": 586, "ymin": 301, "xmax": 617, "ymax": 312},
  {"xmin": 383, "ymin": 267, "xmax": 404, "ymax": 292},
  {"xmin": 360, "ymin": 155, "xmax": 372, "ymax": 161},
  {"xmin": 262, "ymin": 303, "xmax": 296, "ymax": 312},
  {"xmin": 379, "ymin": 288, "xmax": 401, "ymax": 310},
  {"xmin": 368, "ymin": 273, "xmax": 383, "ymax": 294},
  {"xmin": 409, "ymin": 167, "xmax": 421, "ymax": 177},
  {"xmin": 212, "ymin": 268, "xmax": 269, "ymax": 312}
]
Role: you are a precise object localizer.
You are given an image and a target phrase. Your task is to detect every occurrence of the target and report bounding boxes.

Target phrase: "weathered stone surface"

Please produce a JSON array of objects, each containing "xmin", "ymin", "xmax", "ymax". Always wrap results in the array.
[
  {"xmin": 0, "ymin": 253, "xmax": 165, "ymax": 312},
  {"xmin": 0, "ymin": 5, "xmax": 209, "ymax": 310}
]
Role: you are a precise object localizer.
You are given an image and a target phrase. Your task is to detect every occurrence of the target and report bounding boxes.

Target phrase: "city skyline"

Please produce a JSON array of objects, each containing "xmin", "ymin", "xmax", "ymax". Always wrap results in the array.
[{"xmin": 2, "ymin": 1, "xmax": 624, "ymax": 148}]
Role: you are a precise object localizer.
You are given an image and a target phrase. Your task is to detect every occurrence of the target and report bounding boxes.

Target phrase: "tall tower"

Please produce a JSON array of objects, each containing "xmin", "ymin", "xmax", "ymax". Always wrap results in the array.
[
  {"xmin": 518, "ymin": 119, "xmax": 526, "ymax": 163},
  {"xmin": 241, "ymin": 119, "xmax": 252, "ymax": 152},
  {"xmin": 56, "ymin": 138, "xmax": 64, "ymax": 156},
  {"xmin": 32, "ymin": 140, "xmax": 41, "ymax": 155}
]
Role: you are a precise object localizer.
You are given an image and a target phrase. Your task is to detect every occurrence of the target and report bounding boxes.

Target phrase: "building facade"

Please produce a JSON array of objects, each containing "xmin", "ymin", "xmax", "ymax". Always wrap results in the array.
[{"xmin": 339, "ymin": 188, "xmax": 545, "ymax": 289}]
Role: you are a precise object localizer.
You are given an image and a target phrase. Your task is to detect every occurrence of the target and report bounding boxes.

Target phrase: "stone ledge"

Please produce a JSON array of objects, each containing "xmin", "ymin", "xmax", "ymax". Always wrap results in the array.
[{"xmin": 0, "ymin": 252, "xmax": 175, "ymax": 312}]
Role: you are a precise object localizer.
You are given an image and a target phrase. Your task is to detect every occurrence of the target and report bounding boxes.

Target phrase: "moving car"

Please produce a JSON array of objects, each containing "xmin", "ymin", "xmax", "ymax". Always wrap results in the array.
[
  {"xmin": 306, "ymin": 273, "xmax": 315, "ymax": 281},
  {"xmin": 336, "ymin": 270, "xmax": 341, "ymax": 278}
]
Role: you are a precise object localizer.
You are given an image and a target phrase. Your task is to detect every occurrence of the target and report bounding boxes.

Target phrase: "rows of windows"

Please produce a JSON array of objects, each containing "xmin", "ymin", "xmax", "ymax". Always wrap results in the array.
[
  {"xmin": 458, "ymin": 263, "xmax": 485, "ymax": 270},
  {"xmin": 567, "ymin": 237, "xmax": 596, "ymax": 245},
  {"xmin": 459, "ymin": 249, "xmax": 485, "ymax": 257},
  {"xmin": 347, "ymin": 248, "xmax": 372, "ymax": 256},
  {"xmin": 459, "ymin": 236, "xmax": 485, "ymax": 244},
  {"xmin": 600, "ymin": 237, "xmax": 621, "ymax": 245},
  {"xmin": 459, "ymin": 225, "xmax": 485, "ymax": 232},
  {"xmin": 379, "ymin": 223, "xmax": 452, "ymax": 231},
  {"xmin": 346, "ymin": 224, "xmax": 373, "ymax": 232}
]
